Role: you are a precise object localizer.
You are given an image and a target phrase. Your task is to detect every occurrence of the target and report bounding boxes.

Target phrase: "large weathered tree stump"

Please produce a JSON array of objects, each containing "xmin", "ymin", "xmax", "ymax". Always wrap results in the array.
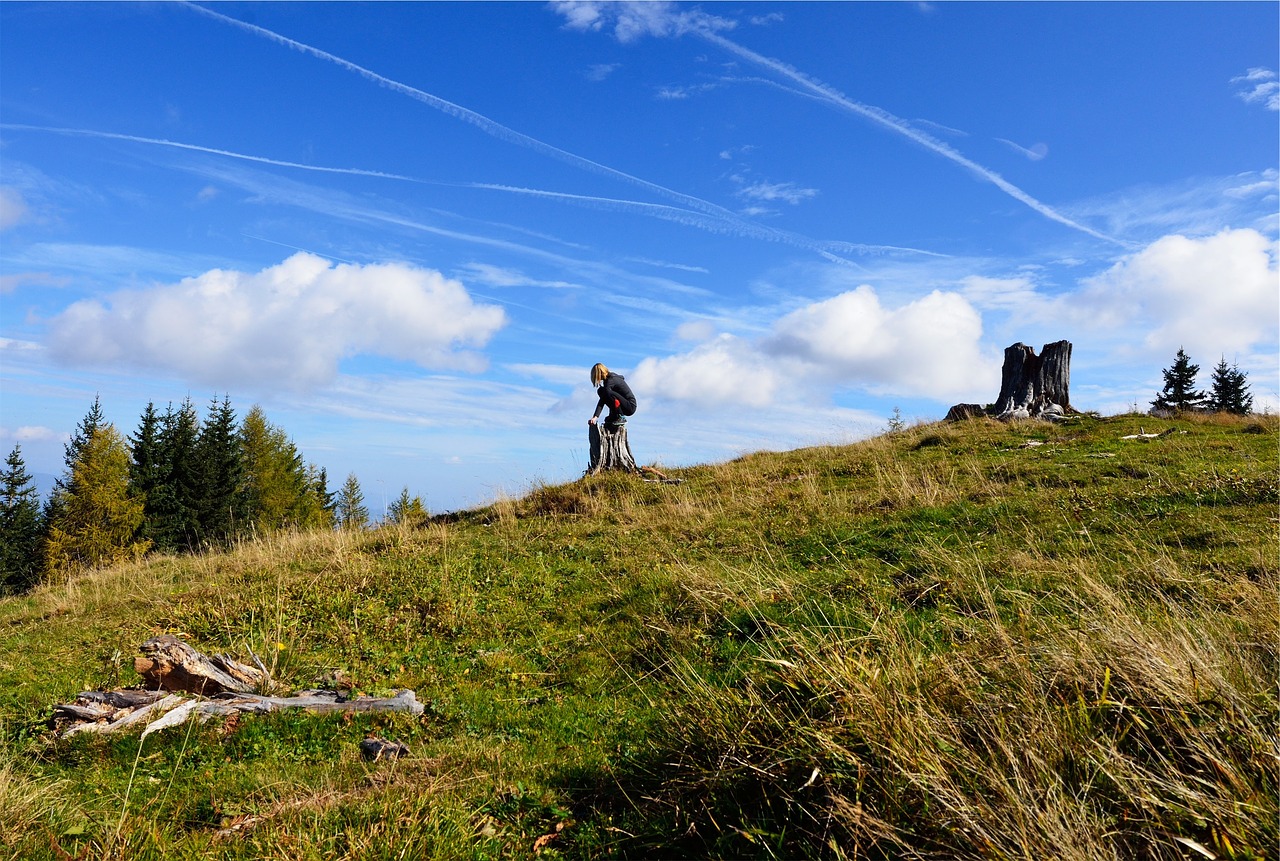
[
  {"xmin": 992, "ymin": 340, "xmax": 1073, "ymax": 419},
  {"xmin": 587, "ymin": 423, "xmax": 639, "ymax": 475},
  {"xmin": 948, "ymin": 340, "xmax": 1075, "ymax": 422}
]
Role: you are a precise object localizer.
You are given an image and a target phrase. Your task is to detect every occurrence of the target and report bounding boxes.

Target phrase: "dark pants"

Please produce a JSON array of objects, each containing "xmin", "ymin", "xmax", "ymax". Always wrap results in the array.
[{"xmin": 599, "ymin": 380, "xmax": 636, "ymax": 426}]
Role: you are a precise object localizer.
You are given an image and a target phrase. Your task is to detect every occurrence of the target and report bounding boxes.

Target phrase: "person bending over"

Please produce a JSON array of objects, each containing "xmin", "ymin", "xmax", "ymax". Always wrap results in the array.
[{"xmin": 589, "ymin": 363, "xmax": 637, "ymax": 430}]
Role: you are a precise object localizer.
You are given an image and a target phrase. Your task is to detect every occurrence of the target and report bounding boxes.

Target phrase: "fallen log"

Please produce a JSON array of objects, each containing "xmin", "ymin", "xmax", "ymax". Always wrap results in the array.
[
  {"xmin": 211, "ymin": 689, "xmax": 425, "ymax": 715},
  {"xmin": 53, "ymin": 637, "xmax": 425, "ymax": 737},
  {"xmin": 53, "ymin": 688, "xmax": 426, "ymax": 738}
]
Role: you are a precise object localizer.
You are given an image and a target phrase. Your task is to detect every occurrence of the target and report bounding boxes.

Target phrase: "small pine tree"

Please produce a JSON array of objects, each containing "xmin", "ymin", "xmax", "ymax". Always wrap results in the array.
[
  {"xmin": 1151, "ymin": 348, "xmax": 1207, "ymax": 412},
  {"xmin": 335, "ymin": 473, "xmax": 369, "ymax": 530},
  {"xmin": 45, "ymin": 395, "xmax": 108, "ymax": 527},
  {"xmin": 1207, "ymin": 357, "xmax": 1254, "ymax": 415},
  {"xmin": 309, "ymin": 466, "xmax": 336, "ymax": 524},
  {"xmin": 1, "ymin": 445, "xmax": 46, "ymax": 593},
  {"xmin": 387, "ymin": 487, "xmax": 428, "ymax": 525}
]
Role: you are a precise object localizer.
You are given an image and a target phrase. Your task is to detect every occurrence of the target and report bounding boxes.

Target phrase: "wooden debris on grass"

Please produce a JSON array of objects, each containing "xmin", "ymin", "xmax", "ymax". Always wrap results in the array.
[
  {"xmin": 52, "ymin": 636, "xmax": 424, "ymax": 738},
  {"xmin": 1120, "ymin": 428, "xmax": 1177, "ymax": 440}
]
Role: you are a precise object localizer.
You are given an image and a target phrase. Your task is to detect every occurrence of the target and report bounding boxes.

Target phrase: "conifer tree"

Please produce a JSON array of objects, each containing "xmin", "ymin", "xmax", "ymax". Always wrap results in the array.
[
  {"xmin": 1, "ymin": 445, "xmax": 45, "ymax": 593},
  {"xmin": 193, "ymin": 395, "xmax": 246, "ymax": 546},
  {"xmin": 335, "ymin": 472, "xmax": 369, "ymax": 530},
  {"xmin": 1151, "ymin": 348, "xmax": 1207, "ymax": 412},
  {"xmin": 387, "ymin": 486, "xmax": 428, "ymax": 525},
  {"xmin": 240, "ymin": 405, "xmax": 328, "ymax": 533},
  {"xmin": 62, "ymin": 395, "xmax": 106, "ymax": 482},
  {"xmin": 149, "ymin": 399, "xmax": 202, "ymax": 552},
  {"xmin": 128, "ymin": 401, "xmax": 168, "ymax": 547},
  {"xmin": 1207, "ymin": 357, "xmax": 1254, "ymax": 415},
  {"xmin": 292, "ymin": 463, "xmax": 336, "ymax": 531},
  {"xmin": 43, "ymin": 425, "xmax": 149, "ymax": 576},
  {"xmin": 309, "ymin": 465, "xmax": 336, "ymax": 526},
  {"xmin": 45, "ymin": 395, "xmax": 107, "ymax": 526}
]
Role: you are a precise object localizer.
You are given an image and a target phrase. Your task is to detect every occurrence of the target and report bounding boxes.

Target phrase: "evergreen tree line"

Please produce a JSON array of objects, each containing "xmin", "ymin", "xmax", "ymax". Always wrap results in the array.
[
  {"xmin": 1151, "ymin": 349, "xmax": 1255, "ymax": 415},
  {"xmin": 1, "ymin": 395, "xmax": 426, "ymax": 594}
]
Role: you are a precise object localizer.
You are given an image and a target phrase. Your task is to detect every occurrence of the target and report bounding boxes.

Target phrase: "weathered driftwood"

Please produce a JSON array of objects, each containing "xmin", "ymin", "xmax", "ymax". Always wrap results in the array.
[
  {"xmin": 587, "ymin": 423, "xmax": 639, "ymax": 475},
  {"xmin": 135, "ymin": 634, "xmax": 272, "ymax": 696},
  {"xmin": 54, "ymin": 637, "xmax": 424, "ymax": 737},
  {"xmin": 53, "ymin": 688, "xmax": 426, "ymax": 738},
  {"xmin": 1120, "ymin": 428, "xmax": 1176, "ymax": 440},
  {"xmin": 213, "ymin": 689, "xmax": 425, "ymax": 715}
]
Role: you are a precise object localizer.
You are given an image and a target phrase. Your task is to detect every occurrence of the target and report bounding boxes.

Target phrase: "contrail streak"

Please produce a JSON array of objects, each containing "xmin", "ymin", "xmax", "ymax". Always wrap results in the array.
[
  {"xmin": 471, "ymin": 184, "xmax": 946, "ymax": 259},
  {"xmin": 0, "ymin": 124, "xmax": 420, "ymax": 182},
  {"xmin": 182, "ymin": 4, "xmax": 939, "ymax": 263},
  {"xmin": 2, "ymin": 121, "xmax": 941, "ymax": 266},
  {"xmin": 695, "ymin": 29, "xmax": 1129, "ymax": 247},
  {"xmin": 184, "ymin": 3, "xmax": 739, "ymax": 221}
]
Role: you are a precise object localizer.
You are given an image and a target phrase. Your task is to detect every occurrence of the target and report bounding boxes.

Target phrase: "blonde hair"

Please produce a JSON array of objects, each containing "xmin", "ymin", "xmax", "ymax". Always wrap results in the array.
[{"xmin": 590, "ymin": 363, "xmax": 609, "ymax": 385}]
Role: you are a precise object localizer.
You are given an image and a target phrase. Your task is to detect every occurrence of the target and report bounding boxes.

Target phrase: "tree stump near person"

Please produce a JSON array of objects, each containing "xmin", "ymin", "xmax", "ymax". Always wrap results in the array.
[{"xmin": 587, "ymin": 423, "xmax": 639, "ymax": 475}]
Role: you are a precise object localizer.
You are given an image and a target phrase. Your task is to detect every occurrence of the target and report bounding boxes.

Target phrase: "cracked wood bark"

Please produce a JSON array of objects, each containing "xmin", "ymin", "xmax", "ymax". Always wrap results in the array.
[
  {"xmin": 134, "ymin": 634, "xmax": 272, "ymax": 695},
  {"xmin": 991, "ymin": 340, "xmax": 1073, "ymax": 418},
  {"xmin": 587, "ymin": 423, "xmax": 638, "ymax": 475}
]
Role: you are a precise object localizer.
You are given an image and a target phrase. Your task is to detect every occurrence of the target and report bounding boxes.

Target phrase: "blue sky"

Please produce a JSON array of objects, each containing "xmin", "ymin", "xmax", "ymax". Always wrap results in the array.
[{"xmin": 2, "ymin": 1, "xmax": 1277, "ymax": 513}]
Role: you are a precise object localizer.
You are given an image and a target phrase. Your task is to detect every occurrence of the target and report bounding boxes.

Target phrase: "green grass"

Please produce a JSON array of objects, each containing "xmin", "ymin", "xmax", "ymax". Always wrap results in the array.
[{"xmin": 1, "ymin": 413, "xmax": 1276, "ymax": 859}]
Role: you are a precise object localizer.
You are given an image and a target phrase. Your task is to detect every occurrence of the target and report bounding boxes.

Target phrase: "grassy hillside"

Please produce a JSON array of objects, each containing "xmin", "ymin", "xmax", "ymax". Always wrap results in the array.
[{"xmin": 2, "ymin": 413, "xmax": 1276, "ymax": 860}]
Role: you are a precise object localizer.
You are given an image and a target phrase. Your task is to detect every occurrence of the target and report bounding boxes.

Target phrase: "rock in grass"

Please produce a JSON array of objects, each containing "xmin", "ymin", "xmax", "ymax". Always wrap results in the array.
[{"xmin": 360, "ymin": 736, "xmax": 410, "ymax": 761}]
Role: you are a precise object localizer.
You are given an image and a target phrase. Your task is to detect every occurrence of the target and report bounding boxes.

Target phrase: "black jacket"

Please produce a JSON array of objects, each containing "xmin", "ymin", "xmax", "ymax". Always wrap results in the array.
[{"xmin": 593, "ymin": 373, "xmax": 637, "ymax": 418}]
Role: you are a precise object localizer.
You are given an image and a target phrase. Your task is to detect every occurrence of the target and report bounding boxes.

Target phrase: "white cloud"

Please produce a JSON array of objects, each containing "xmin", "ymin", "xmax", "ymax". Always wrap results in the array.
[
  {"xmin": 960, "ymin": 275, "xmax": 1043, "ymax": 311},
  {"xmin": 13, "ymin": 426, "xmax": 62, "ymax": 442},
  {"xmin": 46, "ymin": 252, "xmax": 507, "ymax": 392},
  {"xmin": 1068, "ymin": 171, "xmax": 1280, "ymax": 239},
  {"xmin": 630, "ymin": 285, "xmax": 994, "ymax": 409},
  {"xmin": 0, "ymin": 271, "xmax": 68, "ymax": 295},
  {"xmin": 675, "ymin": 320, "xmax": 717, "ymax": 343},
  {"xmin": 0, "ymin": 337, "xmax": 42, "ymax": 353},
  {"xmin": 1058, "ymin": 228, "xmax": 1278, "ymax": 359},
  {"xmin": 505, "ymin": 362, "xmax": 585, "ymax": 386},
  {"xmin": 1224, "ymin": 169, "xmax": 1279, "ymax": 200},
  {"xmin": 550, "ymin": 0, "xmax": 735, "ymax": 43},
  {"xmin": 585, "ymin": 62, "xmax": 620, "ymax": 82},
  {"xmin": 1232, "ymin": 67, "xmax": 1280, "ymax": 111},
  {"xmin": 453, "ymin": 262, "xmax": 580, "ymax": 290},
  {"xmin": 0, "ymin": 186, "xmax": 29, "ymax": 230},
  {"xmin": 734, "ymin": 180, "xmax": 819, "ymax": 205},
  {"xmin": 764, "ymin": 287, "xmax": 993, "ymax": 400},
  {"xmin": 632, "ymin": 334, "xmax": 789, "ymax": 408}
]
